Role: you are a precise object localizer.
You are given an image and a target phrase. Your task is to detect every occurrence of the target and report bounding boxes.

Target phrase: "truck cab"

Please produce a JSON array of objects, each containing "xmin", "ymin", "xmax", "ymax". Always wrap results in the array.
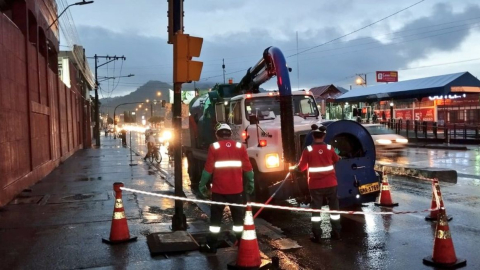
[{"xmin": 221, "ymin": 91, "xmax": 322, "ymax": 198}]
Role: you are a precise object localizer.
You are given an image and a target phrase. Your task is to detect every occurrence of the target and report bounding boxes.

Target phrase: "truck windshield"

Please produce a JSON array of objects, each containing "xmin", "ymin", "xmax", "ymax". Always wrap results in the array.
[{"xmin": 244, "ymin": 95, "xmax": 318, "ymax": 120}]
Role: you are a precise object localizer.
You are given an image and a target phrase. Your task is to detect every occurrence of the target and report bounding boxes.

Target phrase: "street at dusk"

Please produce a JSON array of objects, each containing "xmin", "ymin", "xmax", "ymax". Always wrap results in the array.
[{"xmin": 1, "ymin": 0, "xmax": 480, "ymax": 269}]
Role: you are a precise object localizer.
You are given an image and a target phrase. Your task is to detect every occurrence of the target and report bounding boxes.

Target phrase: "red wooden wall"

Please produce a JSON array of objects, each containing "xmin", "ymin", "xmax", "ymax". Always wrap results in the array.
[{"xmin": 0, "ymin": 1, "xmax": 91, "ymax": 206}]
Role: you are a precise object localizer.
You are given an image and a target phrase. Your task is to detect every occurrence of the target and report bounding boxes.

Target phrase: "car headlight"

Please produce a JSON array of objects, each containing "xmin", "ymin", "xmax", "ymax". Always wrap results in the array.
[
  {"xmin": 265, "ymin": 153, "xmax": 280, "ymax": 168},
  {"xmin": 396, "ymin": 138, "xmax": 408, "ymax": 143},
  {"xmin": 376, "ymin": 139, "xmax": 392, "ymax": 145},
  {"xmin": 163, "ymin": 131, "xmax": 172, "ymax": 140}
]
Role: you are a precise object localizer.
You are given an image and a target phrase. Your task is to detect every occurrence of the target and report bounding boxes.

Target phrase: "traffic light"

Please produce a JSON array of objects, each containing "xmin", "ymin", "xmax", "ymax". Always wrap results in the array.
[{"xmin": 174, "ymin": 33, "xmax": 203, "ymax": 83}]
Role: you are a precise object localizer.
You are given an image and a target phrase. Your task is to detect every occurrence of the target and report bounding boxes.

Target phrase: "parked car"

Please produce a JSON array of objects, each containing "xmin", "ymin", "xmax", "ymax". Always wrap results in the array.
[{"xmin": 363, "ymin": 124, "xmax": 409, "ymax": 150}]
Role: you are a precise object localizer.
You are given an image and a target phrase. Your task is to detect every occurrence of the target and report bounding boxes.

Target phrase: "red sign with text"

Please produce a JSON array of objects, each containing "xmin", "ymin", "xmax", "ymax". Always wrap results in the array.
[
  {"xmin": 413, "ymin": 108, "xmax": 435, "ymax": 122},
  {"xmin": 394, "ymin": 109, "xmax": 413, "ymax": 120},
  {"xmin": 376, "ymin": 71, "xmax": 398, "ymax": 83}
]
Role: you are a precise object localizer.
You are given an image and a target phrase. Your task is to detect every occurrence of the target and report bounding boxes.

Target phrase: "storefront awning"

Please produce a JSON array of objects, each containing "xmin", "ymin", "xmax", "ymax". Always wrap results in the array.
[{"xmin": 336, "ymin": 72, "xmax": 480, "ymax": 102}]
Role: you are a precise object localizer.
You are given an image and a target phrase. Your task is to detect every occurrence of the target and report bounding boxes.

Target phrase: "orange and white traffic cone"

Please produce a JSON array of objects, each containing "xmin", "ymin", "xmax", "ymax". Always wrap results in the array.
[
  {"xmin": 425, "ymin": 179, "xmax": 452, "ymax": 221},
  {"xmin": 374, "ymin": 170, "xmax": 398, "ymax": 207},
  {"xmin": 228, "ymin": 205, "xmax": 262, "ymax": 269},
  {"xmin": 423, "ymin": 207, "xmax": 466, "ymax": 268},
  {"xmin": 102, "ymin": 182, "xmax": 137, "ymax": 244}
]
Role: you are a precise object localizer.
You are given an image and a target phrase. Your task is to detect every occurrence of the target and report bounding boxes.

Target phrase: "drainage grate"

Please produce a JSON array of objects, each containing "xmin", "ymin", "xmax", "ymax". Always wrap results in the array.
[
  {"xmin": 62, "ymin": 194, "xmax": 95, "ymax": 201},
  {"xmin": 9, "ymin": 195, "xmax": 44, "ymax": 205}
]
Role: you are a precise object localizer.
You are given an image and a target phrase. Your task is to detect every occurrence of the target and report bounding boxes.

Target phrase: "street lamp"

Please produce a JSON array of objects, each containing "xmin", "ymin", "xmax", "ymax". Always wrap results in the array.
[
  {"xmin": 98, "ymin": 74, "xmax": 134, "ymax": 83},
  {"xmin": 46, "ymin": 1, "xmax": 94, "ymax": 31},
  {"xmin": 157, "ymin": 92, "xmax": 162, "ymax": 97},
  {"xmin": 389, "ymin": 102, "xmax": 394, "ymax": 128},
  {"xmin": 355, "ymin": 74, "xmax": 367, "ymax": 86}
]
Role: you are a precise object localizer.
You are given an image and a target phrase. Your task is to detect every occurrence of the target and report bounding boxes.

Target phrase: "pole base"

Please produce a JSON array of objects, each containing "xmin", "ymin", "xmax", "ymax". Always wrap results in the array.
[
  {"xmin": 423, "ymin": 256, "xmax": 466, "ymax": 269},
  {"xmin": 102, "ymin": 236, "xmax": 137, "ymax": 245},
  {"xmin": 374, "ymin": 202, "xmax": 399, "ymax": 207},
  {"xmin": 129, "ymin": 164, "xmax": 138, "ymax": 167},
  {"xmin": 172, "ymin": 213, "xmax": 187, "ymax": 231},
  {"xmin": 425, "ymin": 215, "xmax": 453, "ymax": 221}
]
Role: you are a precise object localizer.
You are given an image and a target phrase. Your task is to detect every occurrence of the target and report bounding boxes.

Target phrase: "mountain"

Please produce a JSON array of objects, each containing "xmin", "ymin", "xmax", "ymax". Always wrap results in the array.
[{"xmin": 99, "ymin": 80, "xmax": 218, "ymax": 118}]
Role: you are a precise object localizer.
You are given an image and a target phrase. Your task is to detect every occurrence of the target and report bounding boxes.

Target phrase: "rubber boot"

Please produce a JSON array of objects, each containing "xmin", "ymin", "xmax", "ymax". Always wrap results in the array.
[
  {"xmin": 205, "ymin": 233, "xmax": 218, "ymax": 254},
  {"xmin": 331, "ymin": 220, "xmax": 342, "ymax": 240},
  {"xmin": 235, "ymin": 232, "xmax": 242, "ymax": 249},
  {"xmin": 310, "ymin": 227, "xmax": 322, "ymax": 243}
]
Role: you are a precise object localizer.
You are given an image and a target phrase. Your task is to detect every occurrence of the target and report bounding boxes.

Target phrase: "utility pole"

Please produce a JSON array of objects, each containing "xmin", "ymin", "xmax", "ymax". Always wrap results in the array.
[
  {"xmin": 169, "ymin": 0, "xmax": 203, "ymax": 231},
  {"xmin": 90, "ymin": 55, "xmax": 126, "ymax": 146},
  {"xmin": 222, "ymin": 58, "xmax": 226, "ymax": 84}
]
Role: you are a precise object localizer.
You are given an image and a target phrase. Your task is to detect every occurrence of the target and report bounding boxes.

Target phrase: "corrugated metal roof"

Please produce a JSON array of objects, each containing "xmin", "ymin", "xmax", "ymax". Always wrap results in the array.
[
  {"xmin": 336, "ymin": 72, "xmax": 480, "ymax": 102},
  {"xmin": 309, "ymin": 84, "xmax": 343, "ymax": 100}
]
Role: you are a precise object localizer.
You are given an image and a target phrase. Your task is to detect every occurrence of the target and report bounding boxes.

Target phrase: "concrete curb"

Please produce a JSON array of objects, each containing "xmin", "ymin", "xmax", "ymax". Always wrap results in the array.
[
  {"xmin": 406, "ymin": 144, "xmax": 468, "ymax": 151},
  {"xmin": 374, "ymin": 163, "xmax": 457, "ymax": 184}
]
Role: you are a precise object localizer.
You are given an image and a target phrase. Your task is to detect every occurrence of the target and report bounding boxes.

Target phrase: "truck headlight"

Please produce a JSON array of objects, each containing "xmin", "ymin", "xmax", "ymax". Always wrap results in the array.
[{"xmin": 265, "ymin": 153, "xmax": 280, "ymax": 168}]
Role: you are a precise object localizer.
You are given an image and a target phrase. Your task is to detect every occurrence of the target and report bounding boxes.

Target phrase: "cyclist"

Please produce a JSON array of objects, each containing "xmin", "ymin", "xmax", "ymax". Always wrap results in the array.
[{"xmin": 144, "ymin": 131, "xmax": 156, "ymax": 160}]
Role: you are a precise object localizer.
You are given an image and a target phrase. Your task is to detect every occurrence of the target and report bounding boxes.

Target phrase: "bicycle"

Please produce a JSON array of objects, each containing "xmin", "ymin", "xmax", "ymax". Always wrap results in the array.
[{"xmin": 147, "ymin": 145, "xmax": 162, "ymax": 164}]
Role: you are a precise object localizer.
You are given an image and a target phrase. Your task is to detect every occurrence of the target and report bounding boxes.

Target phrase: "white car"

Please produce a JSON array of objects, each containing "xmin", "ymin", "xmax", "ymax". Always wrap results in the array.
[{"xmin": 363, "ymin": 124, "xmax": 409, "ymax": 150}]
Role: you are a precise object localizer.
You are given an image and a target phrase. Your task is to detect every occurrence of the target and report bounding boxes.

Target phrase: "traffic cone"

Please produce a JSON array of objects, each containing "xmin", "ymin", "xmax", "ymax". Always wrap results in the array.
[
  {"xmin": 228, "ymin": 205, "xmax": 262, "ymax": 269},
  {"xmin": 425, "ymin": 179, "xmax": 453, "ymax": 221},
  {"xmin": 374, "ymin": 170, "xmax": 399, "ymax": 207},
  {"xmin": 423, "ymin": 207, "xmax": 466, "ymax": 268},
  {"xmin": 102, "ymin": 182, "xmax": 137, "ymax": 244}
]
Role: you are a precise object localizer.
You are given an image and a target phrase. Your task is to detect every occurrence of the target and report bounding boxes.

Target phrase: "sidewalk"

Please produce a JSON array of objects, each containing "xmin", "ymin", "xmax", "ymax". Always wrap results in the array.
[{"xmin": 0, "ymin": 136, "xmax": 244, "ymax": 270}]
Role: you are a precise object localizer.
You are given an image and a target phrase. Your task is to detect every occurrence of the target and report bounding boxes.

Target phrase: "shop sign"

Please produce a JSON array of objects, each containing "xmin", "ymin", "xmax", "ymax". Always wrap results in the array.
[
  {"xmin": 376, "ymin": 71, "xmax": 398, "ymax": 83},
  {"xmin": 414, "ymin": 108, "xmax": 435, "ymax": 121}
]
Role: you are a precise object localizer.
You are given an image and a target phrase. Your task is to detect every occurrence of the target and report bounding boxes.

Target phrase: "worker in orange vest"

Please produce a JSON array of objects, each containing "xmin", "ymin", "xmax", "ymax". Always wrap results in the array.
[
  {"xmin": 199, "ymin": 123, "xmax": 254, "ymax": 253},
  {"xmin": 292, "ymin": 125, "xmax": 341, "ymax": 242}
]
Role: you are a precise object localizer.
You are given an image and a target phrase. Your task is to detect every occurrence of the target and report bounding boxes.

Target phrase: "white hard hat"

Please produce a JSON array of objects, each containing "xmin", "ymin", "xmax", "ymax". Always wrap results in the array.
[{"xmin": 216, "ymin": 123, "xmax": 232, "ymax": 132}]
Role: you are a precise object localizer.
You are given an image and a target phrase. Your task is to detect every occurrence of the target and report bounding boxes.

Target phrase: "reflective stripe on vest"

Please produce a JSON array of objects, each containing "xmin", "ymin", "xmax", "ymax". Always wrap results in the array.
[
  {"xmin": 213, "ymin": 142, "xmax": 220, "ymax": 149},
  {"xmin": 327, "ymin": 144, "xmax": 331, "ymax": 150},
  {"xmin": 233, "ymin": 225, "xmax": 244, "ymax": 232},
  {"xmin": 308, "ymin": 165, "xmax": 334, "ymax": 173},
  {"xmin": 214, "ymin": 161, "xmax": 242, "ymax": 168},
  {"xmin": 209, "ymin": 226, "xmax": 221, "ymax": 233},
  {"xmin": 236, "ymin": 142, "xmax": 242, "ymax": 148},
  {"xmin": 307, "ymin": 146, "xmax": 313, "ymax": 152}
]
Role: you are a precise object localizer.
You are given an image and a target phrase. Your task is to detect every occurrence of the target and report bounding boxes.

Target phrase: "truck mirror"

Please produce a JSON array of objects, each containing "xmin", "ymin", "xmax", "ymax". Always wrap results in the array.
[
  {"xmin": 215, "ymin": 103, "xmax": 226, "ymax": 123},
  {"xmin": 249, "ymin": 115, "xmax": 259, "ymax": 124}
]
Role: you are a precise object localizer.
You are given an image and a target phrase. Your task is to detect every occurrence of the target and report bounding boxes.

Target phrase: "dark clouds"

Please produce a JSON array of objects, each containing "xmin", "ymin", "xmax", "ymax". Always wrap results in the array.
[{"xmin": 77, "ymin": 2, "xmax": 480, "ymax": 96}]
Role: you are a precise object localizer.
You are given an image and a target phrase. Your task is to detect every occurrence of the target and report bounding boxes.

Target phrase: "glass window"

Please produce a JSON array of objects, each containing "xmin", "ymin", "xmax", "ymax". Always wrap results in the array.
[
  {"xmin": 365, "ymin": 125, "xmax": 393, "ymax": 135},
  {"xmin": 232, "ymin": 102, "xmax": 242, "ymax": 125},
  {"xmin": 244, "ymin": 95, "xmax": 318, "ymax": 121}
]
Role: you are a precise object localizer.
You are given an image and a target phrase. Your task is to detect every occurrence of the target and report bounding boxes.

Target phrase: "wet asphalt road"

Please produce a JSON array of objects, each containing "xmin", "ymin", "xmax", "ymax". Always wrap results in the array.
[{"xmin": 130, "ymin": 132, "xmax": 480, "ymax": 270}]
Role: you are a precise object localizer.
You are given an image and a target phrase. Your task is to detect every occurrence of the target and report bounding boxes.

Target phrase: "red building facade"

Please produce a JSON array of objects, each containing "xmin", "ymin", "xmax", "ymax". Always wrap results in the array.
[{"xmin": 0, "ymin": 0, "xmax": 92, "ymax": 206}]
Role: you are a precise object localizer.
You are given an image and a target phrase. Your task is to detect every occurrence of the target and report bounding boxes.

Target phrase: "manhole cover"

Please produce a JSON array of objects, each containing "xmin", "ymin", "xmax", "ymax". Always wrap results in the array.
[
  {"xmin": 62, "ymin": 194, "xmax": 95, "ymax": 201},
  {"xmin": 9, "ymin": 195, "xmax": 44, "ymax": 205}
]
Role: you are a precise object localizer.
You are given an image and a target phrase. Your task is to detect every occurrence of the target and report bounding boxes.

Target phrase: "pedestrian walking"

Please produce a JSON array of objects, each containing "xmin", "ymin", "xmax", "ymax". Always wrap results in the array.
[
  {"xmin": 292, "ymin": 125, "xmax": 341, "ymax": 242},
  {"xmin": 198, "ymin": 123, "xmax": 254, "ymax": 253}
]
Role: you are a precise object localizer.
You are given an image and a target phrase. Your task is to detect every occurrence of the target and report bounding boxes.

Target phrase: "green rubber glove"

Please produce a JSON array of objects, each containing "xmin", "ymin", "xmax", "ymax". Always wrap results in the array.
[
  {"xmin": 199, "ymin": 170, "xmax": 211, "ymax": 198},
  {"xmin": 334, "ymin": 148, "xmax": 340, "ymax": 155},
  {"xmin": 244, "ymin": 170, "xmax": 255, "ymax": 195}
]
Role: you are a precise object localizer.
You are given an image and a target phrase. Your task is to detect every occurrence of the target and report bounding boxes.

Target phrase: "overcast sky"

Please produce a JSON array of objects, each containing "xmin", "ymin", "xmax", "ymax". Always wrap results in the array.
[{"xmin": 61, "ymin": 0, "xmax": 480, "ymax": 97}]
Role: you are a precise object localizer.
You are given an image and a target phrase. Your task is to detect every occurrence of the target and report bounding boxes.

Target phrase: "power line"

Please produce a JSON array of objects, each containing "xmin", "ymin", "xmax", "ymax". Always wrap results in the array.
[{"xmin": 287, "ymin": 0, "xmax": 427, "ymax": 58}]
